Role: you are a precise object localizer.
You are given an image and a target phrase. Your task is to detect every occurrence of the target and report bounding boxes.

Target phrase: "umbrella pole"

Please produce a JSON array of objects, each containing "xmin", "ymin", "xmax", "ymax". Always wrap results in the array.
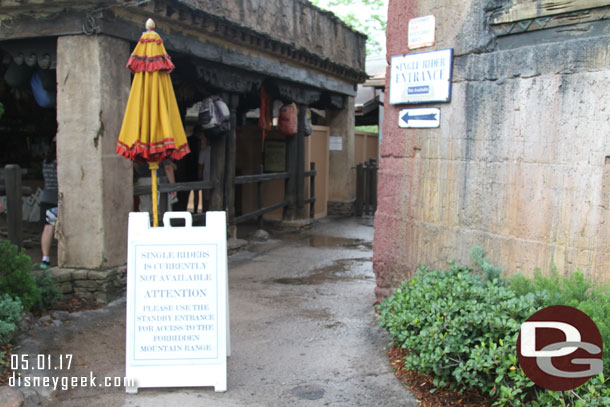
[{"xmin": 148, "ymin": 162, "xmax": 160, "ymax": 227}]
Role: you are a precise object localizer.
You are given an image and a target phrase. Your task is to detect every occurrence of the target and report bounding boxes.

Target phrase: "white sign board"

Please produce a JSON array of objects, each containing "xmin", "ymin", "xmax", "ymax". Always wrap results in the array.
[
  {"xmin": 389, "ymin": 48, "xmax": 453, "ymax": 105},
  {"xmin": 408, "ymin": 15, "xmax": 435, "ymax": 49},
  {"xmin": 125, "ymin": 211, "xmax": 229, "ymax": 393},
  {"xmin": 398, "ymin": 108, "xmax": 440, "ymax": 128},
  {"xmin": 329, "ymin": 136, "xmax": 343, "ymax": 151}
]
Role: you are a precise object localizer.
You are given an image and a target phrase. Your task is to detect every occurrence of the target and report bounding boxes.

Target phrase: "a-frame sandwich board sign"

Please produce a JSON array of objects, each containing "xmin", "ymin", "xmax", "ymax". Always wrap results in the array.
[{"xmin": 125, "ymin": 211, "xmax": 229, "ymax": 393}]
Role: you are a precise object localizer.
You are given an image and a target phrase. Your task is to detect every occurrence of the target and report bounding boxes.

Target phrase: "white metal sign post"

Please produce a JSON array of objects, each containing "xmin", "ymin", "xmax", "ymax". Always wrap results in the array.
[{"xmin": 125, "ymin": 211, "xmax": 229, "ymax": 393}]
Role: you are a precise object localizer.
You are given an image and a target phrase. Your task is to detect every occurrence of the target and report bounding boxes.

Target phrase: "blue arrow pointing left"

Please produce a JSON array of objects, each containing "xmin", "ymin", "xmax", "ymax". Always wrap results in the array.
[{"xmin": 402, "ymin": 112, "xmax": 437, "ymax": 123}]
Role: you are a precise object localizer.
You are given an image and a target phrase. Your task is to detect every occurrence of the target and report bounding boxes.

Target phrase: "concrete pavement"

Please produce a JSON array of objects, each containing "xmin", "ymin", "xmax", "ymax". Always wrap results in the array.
[{"xmin": 11, "ymin": 217, "xmax": 417, "ymax": 407}]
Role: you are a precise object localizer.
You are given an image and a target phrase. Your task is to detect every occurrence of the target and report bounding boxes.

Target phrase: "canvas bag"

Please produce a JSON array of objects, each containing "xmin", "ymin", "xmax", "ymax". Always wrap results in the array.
[
  {"xmin": 278, "ymin": 102, "xmax": 297, "ymax": 136},
  {"xmin": 304, "ymin": 107, "xmax": 313, "ymax": 136},
  {"xmin": 31, "ymin": 71, "xmax": 56, "ymax": 108},
  {"xmin": 198, "ymin": 95, "xmax": 230, "ymax": 137}
]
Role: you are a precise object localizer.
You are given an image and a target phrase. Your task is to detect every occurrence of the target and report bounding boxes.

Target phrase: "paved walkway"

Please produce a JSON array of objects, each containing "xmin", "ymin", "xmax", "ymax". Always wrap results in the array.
[{"xmin": 12, "ymin": 217, "xmax": 417, "ymax": 407}]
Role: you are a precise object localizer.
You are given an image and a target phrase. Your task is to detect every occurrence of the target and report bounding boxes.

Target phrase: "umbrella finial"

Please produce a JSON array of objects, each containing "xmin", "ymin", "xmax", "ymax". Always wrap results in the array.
[{"xmin": 145, "ymin": 18, "xmax": 155, "ymax": 30}]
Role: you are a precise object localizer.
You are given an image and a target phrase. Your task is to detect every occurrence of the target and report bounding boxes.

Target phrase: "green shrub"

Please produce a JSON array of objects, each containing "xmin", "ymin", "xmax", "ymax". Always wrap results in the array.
[
  {"xmin": 0, "ymin": 241, "xmax": 42, "ymax": 311},
  {"xmin": 471, "ymin": 246, "xmax": 503, "ymax": 282},
  {"xmin": 379, "ymin": 259, "xmax": 610, "ymax": 406},
  {"xmin": 378, "ymin": 263, "xmax": 543, "ymax": 405},
  {"xmin": 508, "ymin": 269, "xmax": 610, "ymax": 377},
  {"xmin": 0, "ymin": 293, "xmax": 23, "ymax": 342},
  {"xmin": 34, "ymin": 271, "xmax": 62, "ymax": 310}
]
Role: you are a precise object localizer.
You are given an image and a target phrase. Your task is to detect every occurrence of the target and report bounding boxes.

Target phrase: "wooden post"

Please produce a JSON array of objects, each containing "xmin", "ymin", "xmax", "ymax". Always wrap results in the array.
[
  {"xmin": 5, "ymin": 164, "xmax": 23, "ymax": 248},
  {"xmin": 257, "ymin": 164, "xmax": 264, "ymax": 230},
  {"xmin": 225, "ymin": 93, "xmax": 238, "ymax": 239},
  {"xmin": 210, "ymin": 118, "xmax": 226, "ymax": 212},
  {"xmin": 355, "ymin": 163, "xmax": 364, "ymax": 217},
  {"xmin": 284, "ymin": 115, "xmax": 298, "ymax": 221},
  {"xmin": 309, "ymin": 162, "xmax": 316, "ymax": 219},
  {"xmin": 364, "ymin": 161, "xmax": 372, "ymax": 215},
  {"xmin": 370, "ymin": 159, "xmax": 378, "ymax": 214},
  {"xmin": 296, "ymin": 104, "xmax": 306, "ymax": 218}
]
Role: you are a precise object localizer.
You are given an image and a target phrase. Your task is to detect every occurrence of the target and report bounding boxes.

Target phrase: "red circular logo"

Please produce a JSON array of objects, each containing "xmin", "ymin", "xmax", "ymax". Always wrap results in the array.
[{"xmin": 517, "ymin": 305, "xmax": 603, "ymax": 391}]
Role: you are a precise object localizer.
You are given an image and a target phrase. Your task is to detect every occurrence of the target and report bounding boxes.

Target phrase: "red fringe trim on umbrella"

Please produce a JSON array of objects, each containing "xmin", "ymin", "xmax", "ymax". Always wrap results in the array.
[
  {"xmin": 139, "ymin": 37, "xmax": 163, "ymax": 44},
  {"xmin": 116, "ymin": 139, "xmax": 190, "ymax": 163},
  {"xmin": 127, "ymin": 54, "xmax": 175, "ymax": 73}
]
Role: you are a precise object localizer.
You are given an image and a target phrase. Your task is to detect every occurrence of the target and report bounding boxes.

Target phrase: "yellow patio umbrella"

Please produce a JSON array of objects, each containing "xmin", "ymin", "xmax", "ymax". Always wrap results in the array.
[{"xmin": 116, "ymin": 18, "xmax": 189, "ymax": 227}]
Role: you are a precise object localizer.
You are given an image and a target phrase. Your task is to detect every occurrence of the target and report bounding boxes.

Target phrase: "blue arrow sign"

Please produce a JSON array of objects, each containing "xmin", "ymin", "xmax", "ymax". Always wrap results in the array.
[
  {"xmin": 401, "ymin": 112, "xmax": 437, "ymax": 123},
  {"xmin": 398, "ymin": 108, "xmax": 441, "ymax": 128}
]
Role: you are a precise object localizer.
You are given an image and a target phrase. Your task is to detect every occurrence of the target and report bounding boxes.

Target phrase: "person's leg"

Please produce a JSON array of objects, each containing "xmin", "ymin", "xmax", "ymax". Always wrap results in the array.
[
  {"xmin": 192, "ymin": 190, "xmax": 200, "ymax": 213},
  {"xmin": 41, "ymin": 224, "xmax": 54, "ymax": 267}
]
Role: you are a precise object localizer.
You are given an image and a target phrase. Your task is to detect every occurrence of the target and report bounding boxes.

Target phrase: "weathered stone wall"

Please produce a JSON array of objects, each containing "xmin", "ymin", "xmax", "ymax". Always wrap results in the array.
[
  {"xmin": 37, "ymin": 266, "xmax": 127, "ymax": 303},
  {"xmin": 177, "ymin": 0, "xmax": 367, "ymax": 72},
  {"xmin": 374, "ymin": 0, "xmax": 610, "ymax": 299}
]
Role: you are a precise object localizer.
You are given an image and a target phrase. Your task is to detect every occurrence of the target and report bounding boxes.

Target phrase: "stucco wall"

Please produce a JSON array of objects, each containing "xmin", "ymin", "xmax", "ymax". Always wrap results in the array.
[
  {"xmin": 373, "ymin": 0, "xmax": 610, "ymax": 299},
  {"xmin": 327, "ymin": 96, "xmax": 356, "ymax": 210},
  {"xmin": 56, "ymin": 35, "xmax": 132, "ymax": 269}
]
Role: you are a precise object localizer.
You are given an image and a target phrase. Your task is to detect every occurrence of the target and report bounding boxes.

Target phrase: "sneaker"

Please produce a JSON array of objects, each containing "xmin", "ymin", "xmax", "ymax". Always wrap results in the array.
[{"xmin": 40, "ymin": 261, "xmax": 51, "ymax": 270}]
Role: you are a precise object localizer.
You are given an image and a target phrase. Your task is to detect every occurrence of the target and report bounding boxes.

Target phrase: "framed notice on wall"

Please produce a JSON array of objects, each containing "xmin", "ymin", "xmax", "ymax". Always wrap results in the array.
[
  {"xmin": 264, "ymin": 140, "xmax": 286, "ymax": 172},
  {"xmin": 125, "ymin": 211, "xmax": 229, "ymax": 393},
  {"xmin": 389, "ymin": 48, "xmax": 453, "ymax": 105}
]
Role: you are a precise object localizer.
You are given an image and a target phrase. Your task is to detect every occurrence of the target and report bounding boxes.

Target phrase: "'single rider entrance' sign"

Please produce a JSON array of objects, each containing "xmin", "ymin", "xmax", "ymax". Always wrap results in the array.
[
  {"xmin": 125, "ymin": 211, "xmax": 229, "ymax": 393},
  {"xmin": 389, "ymin": 48, "xmax": 453, "ymax": 105}
]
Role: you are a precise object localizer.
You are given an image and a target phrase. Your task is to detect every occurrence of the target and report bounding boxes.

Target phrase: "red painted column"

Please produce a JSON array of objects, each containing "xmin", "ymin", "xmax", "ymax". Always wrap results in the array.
[{"xmin": 373, "ymin": 0, "xmax": 419, "ymax": 301}]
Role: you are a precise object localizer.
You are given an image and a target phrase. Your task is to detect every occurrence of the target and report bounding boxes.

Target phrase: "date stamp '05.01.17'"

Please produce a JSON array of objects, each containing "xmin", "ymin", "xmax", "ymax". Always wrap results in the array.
[{"xmin": 8, "ymin": 353, "xmax": 135, "ymax": 391}]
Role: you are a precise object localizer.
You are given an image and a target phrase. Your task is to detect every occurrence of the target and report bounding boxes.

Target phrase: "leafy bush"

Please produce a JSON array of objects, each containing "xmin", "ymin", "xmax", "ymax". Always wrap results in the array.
[
  {"xmin": 508, "ymin": 269, "xmax": 610, "ymax": 377},
  {"xmin": 0, "ymin": 241, "xmax": 41, "ymax": 311},
  {"xmin": 378, "ymin": 263, "xmax": 542, "ymax": 405},
  {"xmin": 379, "ymin": 257, "xmax": 610, "ymax": 406},
  {"xmin": 34, "ymin": 271, "xmax": 62, "ymax": 310},
  {"xmin": 470, "ymin": 246, "xmax": 503, "ymax": 282},
  {"xmin": 0, "ymin": 293, "xmax": 23, "ymax": 342}
]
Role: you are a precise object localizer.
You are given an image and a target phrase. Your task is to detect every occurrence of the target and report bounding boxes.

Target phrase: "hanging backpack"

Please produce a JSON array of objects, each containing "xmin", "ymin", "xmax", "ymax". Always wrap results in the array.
[
  {"xmin": 198, "ymin": 95, "xmax": 230, "ymax": 137},
  {"xmin": 278, "ymin": 102, "xmax": 297, "ymax": 136},
  {"xmin": 31, "ymin": 71, "xmax": 56, "ymax": 108},
  {"xmin": 304, "ymin": 107, "xmax": 313, "ymax": 136}
]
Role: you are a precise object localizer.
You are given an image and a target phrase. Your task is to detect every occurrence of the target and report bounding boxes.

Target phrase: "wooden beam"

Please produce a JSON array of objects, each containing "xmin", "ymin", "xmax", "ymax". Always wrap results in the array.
[
  {"xmin": 234, "ymin": 172, "xmax": 289, "ymax": 184},
  {"xmin": 296, "ymin": 104, "xmax": 306, "ymax": 218},
  {"xmin": 234, "ymin": 201, "xmax": 287, "ymax": 225},
  {"xmin": 209, "ymin": 130, "xmax": 226, "ymax": 211},
  {"xmin": 283, "ymin": 125, "xmax": 298, "ymax": 221},
  {"xmin": 225, "ymin": 93, "xmax": 238, "ymax": 228},
  {"xmin": 0, "ymin": 9, "xmax": 86, "ymax": 39}
]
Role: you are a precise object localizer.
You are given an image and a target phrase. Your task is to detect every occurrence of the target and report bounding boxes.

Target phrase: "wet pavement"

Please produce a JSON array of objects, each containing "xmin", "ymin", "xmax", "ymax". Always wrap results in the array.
[{"xmin": 11, "ymin": 217, "xmax": 417, "ymax": 407}]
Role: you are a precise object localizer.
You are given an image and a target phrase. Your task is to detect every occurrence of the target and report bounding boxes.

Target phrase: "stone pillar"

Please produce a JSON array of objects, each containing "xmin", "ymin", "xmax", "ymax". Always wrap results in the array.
[
  {"xmin": 326, "ymin": 96, "xmax": 356, "ymax": 216},
  {"xmin": 56, "ymin": 35, "xmax": 132, "ymax": 268}
]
